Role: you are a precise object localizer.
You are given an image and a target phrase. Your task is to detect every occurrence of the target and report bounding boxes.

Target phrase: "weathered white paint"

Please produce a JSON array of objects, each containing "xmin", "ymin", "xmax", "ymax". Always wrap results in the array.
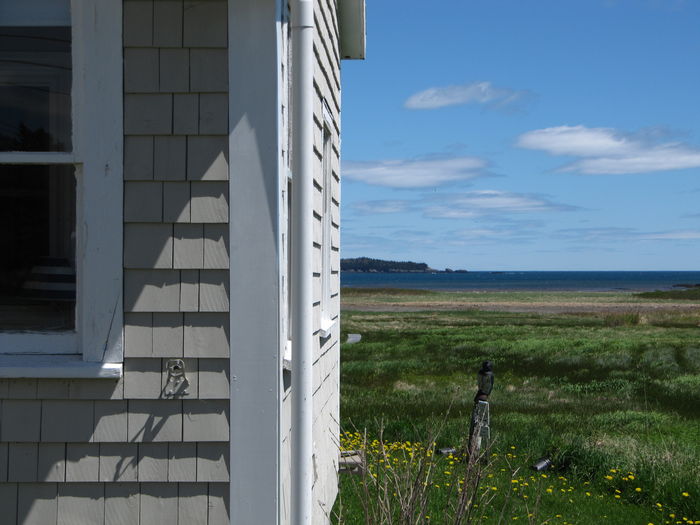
[
  {"xmin": 0, "ymin": 354, "xmax": 122, "ymax": 378},
  {"xmin": 229, "ymin": 0, "xmax": 283, "ymax": 523},
  {"xmin": 0, "ymin": 1, "xmax": 123, "ymax": 369},
  {"xmin": 71, "ymin": 0, "xmax": 124, "ymax": 364},
  {"xmin": 0, "ymin": 152, "xmax": 75, "ymax": 164},
  {"xmin": 0, "ymin": 332, "xmax": 76, "ymax": 355}
]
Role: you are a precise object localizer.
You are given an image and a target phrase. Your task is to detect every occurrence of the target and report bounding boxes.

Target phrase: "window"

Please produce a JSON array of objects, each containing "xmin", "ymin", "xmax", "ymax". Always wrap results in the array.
[
  {"xmin": 319, "ymin": 103, "xmax": 335, "ymax": 336},
  {"xmin": 0, "ymin": 0, "xmax": 123, "ymax": 376}
]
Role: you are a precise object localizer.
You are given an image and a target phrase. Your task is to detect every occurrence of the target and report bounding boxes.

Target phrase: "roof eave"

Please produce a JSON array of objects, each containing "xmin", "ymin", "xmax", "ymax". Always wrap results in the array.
[{"xmin": 339, "ymin": 0, "xmax": 366, "ymax": 60}]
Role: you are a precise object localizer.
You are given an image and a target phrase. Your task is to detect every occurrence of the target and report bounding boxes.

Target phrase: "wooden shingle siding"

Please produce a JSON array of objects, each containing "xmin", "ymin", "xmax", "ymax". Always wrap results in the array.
[
  {"xmin": 0, "ymin": 482, "xmax": 229, "ymax": 525},
  {"xmin": 0, "ymin": 1, "xmax": 230, "ymax": 522},
  {"xmin": 311, "ymin": 0, "xmax": 342, "ymax": 522}
]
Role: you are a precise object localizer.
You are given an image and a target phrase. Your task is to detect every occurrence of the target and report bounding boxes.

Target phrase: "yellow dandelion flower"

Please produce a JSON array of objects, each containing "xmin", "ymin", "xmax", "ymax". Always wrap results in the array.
[
  {"xmin": 615, "ymin": 495, "xmax": 621, "ymax": 499},
  {"xmin": 546, "ymin": 488, "xmax": 553, "ymax": 494},
  {"xmin": 681, "ymin": 492, "xmax": 689, "ymax": 497},
  {"xmin": 491, "ymin": 486, "xmax": 498, "ymax": 491},
  {"xmin": 636, "ymin": 488, "xmax": 642, "ymax": 492},
  {"xmin": 585, "ymin": 491, "xmax": 591, "ymax": 496},
  {"xmin": 604, "ymin": 475, "xmax": 613, "ymax": 480}
]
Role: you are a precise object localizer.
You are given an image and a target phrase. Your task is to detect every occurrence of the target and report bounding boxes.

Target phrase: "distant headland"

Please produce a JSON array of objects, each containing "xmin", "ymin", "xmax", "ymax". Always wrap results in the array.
[{"xmin": 340, "ymin": 257, "xmax": 468, "ymax": 274}]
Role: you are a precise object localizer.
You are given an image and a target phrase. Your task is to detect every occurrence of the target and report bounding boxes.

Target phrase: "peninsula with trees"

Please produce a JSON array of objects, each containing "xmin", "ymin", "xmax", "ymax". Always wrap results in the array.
[{"xmin": 340, "ymin": 257, "xmax": 467, "ymax": 273}]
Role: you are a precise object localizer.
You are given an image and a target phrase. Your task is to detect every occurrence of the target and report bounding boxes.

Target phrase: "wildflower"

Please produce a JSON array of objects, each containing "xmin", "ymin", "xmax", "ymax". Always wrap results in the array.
[
  {"xmin": 615, "ymin": 495, "xmax": 621, "ymax": 499},
  {"xmin": 682, "ymin": 492, "xmax": 689, "ymax": 497},
  {"xmin": 546, "ymin": 488, "xmax": 553, "ymax": 494},
  {"xmin": 491, "ymin": 486, "xmax": 498, "ymax": 491},
  {"xmin": 604, "ymin": 475, "xmax": 613, "ymax": 480},
  {"xmin": 585, "ymin": 491, "xmax": 591, "ymax": 496},
  {"xmin": 636, "ymin": 488, "xmax": 642, "ymax": 492},
  {"xmin": 610, "ymin": 469, "xmax": 618, "ymax": 473}
]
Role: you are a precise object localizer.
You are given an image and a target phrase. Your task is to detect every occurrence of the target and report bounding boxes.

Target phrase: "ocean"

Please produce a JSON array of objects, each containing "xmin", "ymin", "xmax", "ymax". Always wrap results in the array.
[{"xmin": 340, "ymin": 271, "xmax": 700, "ymax": 292}]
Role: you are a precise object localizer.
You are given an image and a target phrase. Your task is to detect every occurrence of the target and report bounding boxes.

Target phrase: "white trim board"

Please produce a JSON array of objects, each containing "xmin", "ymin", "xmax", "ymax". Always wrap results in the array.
[
  {"xmin": 0, "ymin": 354, "xmax": 122, "ymax": 378},
  {"xmin": 229, "ymin": 0, "xmax": 284, "ymax": 523}
]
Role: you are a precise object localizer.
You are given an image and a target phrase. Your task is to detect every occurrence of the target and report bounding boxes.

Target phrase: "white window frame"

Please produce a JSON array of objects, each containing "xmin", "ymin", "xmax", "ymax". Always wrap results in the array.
[
  {"xmin": 319, "ymin": 102, "xmax": 336, "ymax": 337},
  {"xmin": 0, "ymin": 0, "xmax": 123, "ymax": 377}
]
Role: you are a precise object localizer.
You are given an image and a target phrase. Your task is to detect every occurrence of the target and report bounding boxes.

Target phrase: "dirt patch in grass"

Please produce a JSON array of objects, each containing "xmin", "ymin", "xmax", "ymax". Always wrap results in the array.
[{"xmin": 343, "ymin": 299, "xmax": 700, "ymax": 315}]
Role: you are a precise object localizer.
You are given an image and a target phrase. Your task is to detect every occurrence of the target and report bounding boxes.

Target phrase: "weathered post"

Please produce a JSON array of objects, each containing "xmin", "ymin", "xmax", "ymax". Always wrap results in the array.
[{"xmin": 468, "ymin": 361, "xmax": 494, "ymax": 454}]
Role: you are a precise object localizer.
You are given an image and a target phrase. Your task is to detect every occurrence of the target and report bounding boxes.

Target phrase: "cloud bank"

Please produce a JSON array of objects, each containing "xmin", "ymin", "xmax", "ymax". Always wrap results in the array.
[
  {"xmin": 517, "ymin": 125, "xmax": 700, "ymax": 174},
  {"xmin": 343, "ymin": 156, "xmax": 488, "ymax": 188},
  {"xmin": 353, "ymin": 190, "xmax": 576, "ymax": 219},
  {"xmin": 404, "ymin": 81, "xmax": 529, "ymax": 110}
]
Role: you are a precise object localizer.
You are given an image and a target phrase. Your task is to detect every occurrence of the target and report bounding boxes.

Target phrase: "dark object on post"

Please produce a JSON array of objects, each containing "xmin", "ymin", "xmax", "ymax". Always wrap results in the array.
[
  {"xmin": 531, "ymin": 457, "xmax": 552, "ymax": 472},
  {"xmin": 475, "ymin": 360, "xmax": 494, "ymax": 402},
  {"xmin": 468, "ymin": 361, "xmax": 494, "ymax": 454}
]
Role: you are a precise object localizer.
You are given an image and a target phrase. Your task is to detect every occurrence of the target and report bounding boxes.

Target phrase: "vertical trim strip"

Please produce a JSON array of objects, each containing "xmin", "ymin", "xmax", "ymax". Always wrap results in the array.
[{"xmin": 229, "ymin": 0, "xmax": 283, "ymax": 523}]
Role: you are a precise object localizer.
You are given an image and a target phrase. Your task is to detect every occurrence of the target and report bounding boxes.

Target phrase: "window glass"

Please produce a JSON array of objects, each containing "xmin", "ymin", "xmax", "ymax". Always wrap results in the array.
[
  {"xmin": 0, "ymin": 165, "xmax": 76, "ymax": 331},
  {"xmin": 0, "ymin": 20, "xmax": 72, "ymax": 151}
]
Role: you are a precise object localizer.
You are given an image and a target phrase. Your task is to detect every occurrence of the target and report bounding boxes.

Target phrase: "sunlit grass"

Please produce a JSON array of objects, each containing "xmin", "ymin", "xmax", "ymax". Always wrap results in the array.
[{"xmin": 336, "ymin": 298, "xmax": 700, "ymax": 523}]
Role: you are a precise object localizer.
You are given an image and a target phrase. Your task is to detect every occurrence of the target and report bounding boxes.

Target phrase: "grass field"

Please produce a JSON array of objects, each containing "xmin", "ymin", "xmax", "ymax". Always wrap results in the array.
[{"xmin": 334, "ymin": 289, "xmax": 700, "ymax": 524}]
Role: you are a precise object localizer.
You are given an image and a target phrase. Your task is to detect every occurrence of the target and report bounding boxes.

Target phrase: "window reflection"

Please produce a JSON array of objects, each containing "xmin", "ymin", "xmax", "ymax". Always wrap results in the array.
[{"xmin": 0, "ymin": 26, "xmax": 72, "ymax": 152}]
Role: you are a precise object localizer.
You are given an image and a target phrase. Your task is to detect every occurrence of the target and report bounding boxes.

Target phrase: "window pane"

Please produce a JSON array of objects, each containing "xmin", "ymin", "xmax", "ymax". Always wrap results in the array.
[
  {"xmin": 0, "ymin": 25, "xmax": 72, "ymax": 151},
  {"xmin": 0, "ymin": 165, "xmax": 76, "ymax": 331}
]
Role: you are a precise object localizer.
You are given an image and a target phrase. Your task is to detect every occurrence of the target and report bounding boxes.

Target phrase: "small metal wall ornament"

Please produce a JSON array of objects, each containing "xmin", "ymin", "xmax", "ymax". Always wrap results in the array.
[{"xmin": 165, "ymin": 358, "xmax": 190, "ymax": 396}]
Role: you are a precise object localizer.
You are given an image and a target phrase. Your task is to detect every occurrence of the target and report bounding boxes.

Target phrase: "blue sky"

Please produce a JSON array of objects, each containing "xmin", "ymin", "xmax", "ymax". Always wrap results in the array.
[{"xmin": 339, "ymin": 0, "xmax": 700, "ymax": 270}]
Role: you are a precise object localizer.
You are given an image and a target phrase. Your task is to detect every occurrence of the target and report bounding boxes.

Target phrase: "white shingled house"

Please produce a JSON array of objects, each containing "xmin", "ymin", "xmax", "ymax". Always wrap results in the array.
[{"xmin": 0, "ymin": 0, "xmax": 364, "ymax": 523}]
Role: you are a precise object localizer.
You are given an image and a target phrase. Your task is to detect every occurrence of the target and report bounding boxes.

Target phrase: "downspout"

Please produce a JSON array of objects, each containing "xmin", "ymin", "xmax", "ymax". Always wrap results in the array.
[{"xmin": 291, "ymin": 0, "xmax": 314, "ymax": 524}]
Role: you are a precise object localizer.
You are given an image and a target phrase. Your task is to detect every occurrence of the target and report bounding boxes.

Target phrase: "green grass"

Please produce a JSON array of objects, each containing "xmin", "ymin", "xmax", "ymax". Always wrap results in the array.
[
  {"xmin": 335, "ymin": 294, "xmax": 700, "ymax": 523},
  {"xmin": 636, "ymin": 287, "xmax": 700, "ymax": 300}
]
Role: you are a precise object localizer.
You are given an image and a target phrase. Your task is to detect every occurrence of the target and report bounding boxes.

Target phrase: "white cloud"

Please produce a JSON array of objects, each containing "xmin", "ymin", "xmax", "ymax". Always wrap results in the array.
[
  {"xmin": 423, "ymin": 190, "xmax": 575, "ymax": 218},
  {"xmin": 555, "ymin": 227, "xmax": 700, "ymax": 242},
  {"xmin": 404, "ymin": 81, "xmax": 529, "ymax": 110},
  {"xmin": 641, "ymin": 230, "xmax": 700, "ymax": 240},
  {"xmin": 350, "ymin": 190, "xmax": 575, "ymax": 219},
  {"xmin": 517, "ymin": 125, "xmax": 700, "ymax": 174},
  {"xmin": 343, "ymin": 156, "xmax": 487, "ymax": 188},
  {"xmin": 353, "ymin": 200, "xmax": 413, "ymax": 214}
]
